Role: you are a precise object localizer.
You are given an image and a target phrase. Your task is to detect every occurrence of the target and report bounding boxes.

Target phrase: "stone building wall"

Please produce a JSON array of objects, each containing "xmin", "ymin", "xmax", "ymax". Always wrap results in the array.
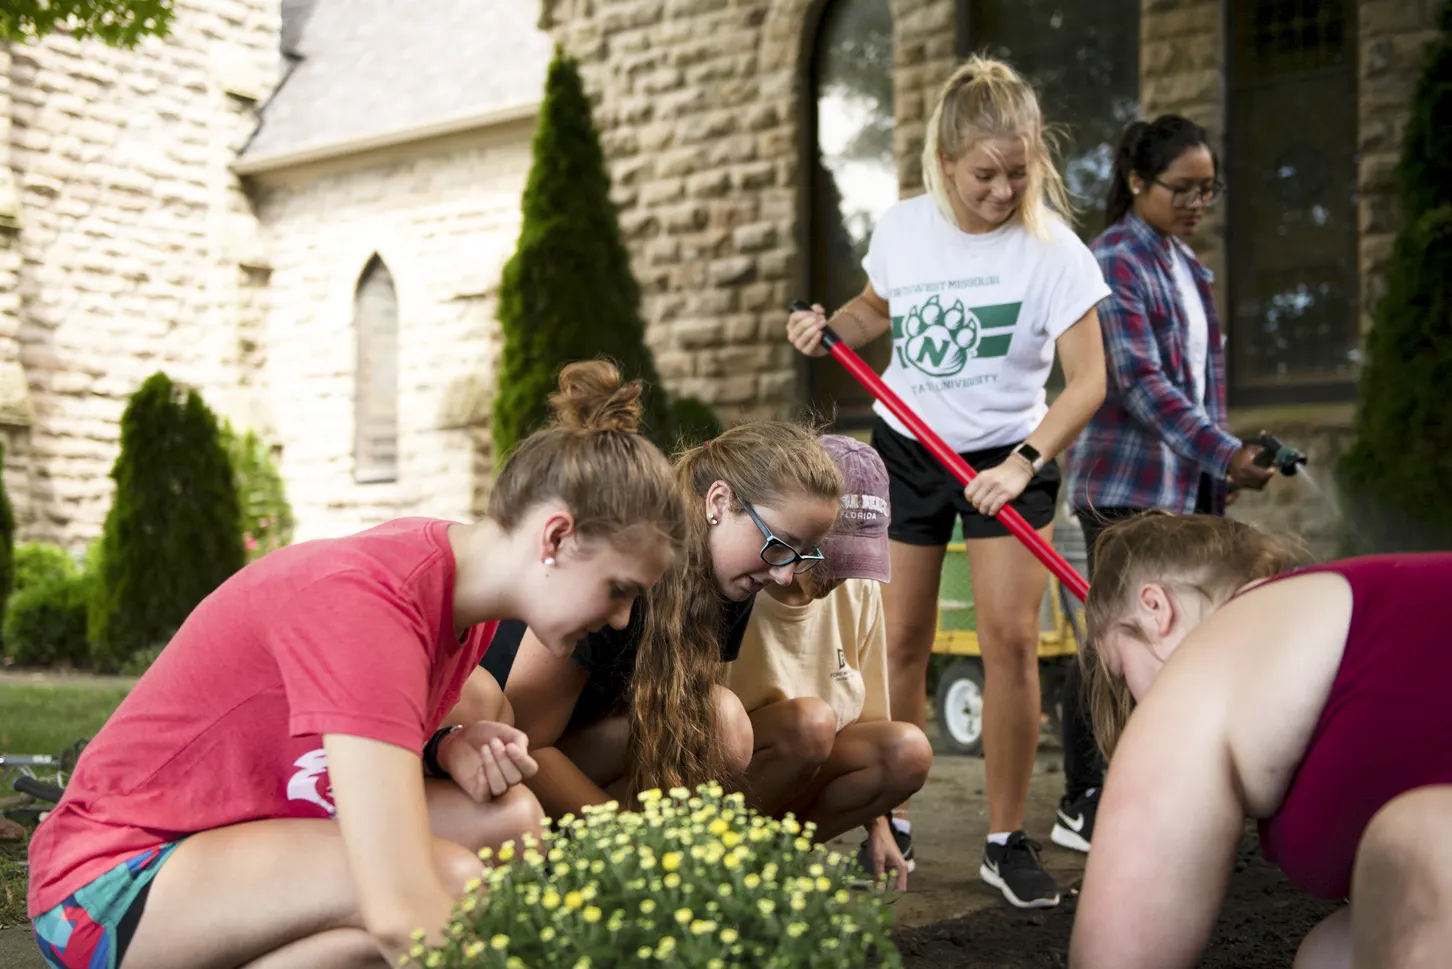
[
  {"xmin": 244, "ymin": 121, "xmax": 536, "ymax": 542},
  {"xmin": 542, "ymin": 0, "xmax": 957, "ymax": 424},
  {"xmin": 1, "ymin": 0, "xmax": 281, "ymax": 553}
]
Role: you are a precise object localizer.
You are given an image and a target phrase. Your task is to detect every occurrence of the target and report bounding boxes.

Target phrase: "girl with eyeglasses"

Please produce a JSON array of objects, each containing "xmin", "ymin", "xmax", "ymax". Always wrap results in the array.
[
  {"xmin": 1052, "ymin": 115, "xmax": 1280, "ymax": 858},
  {"xmin": 482, "ymin": 422, "xmax": 844, "ymax": 818}
]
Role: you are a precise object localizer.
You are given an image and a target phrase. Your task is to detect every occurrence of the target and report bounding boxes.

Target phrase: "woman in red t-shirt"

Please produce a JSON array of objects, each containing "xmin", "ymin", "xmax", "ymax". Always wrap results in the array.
[
  {"xmin": 1068, "ymin": 513, "xmax": 1452, "ymax": 969},
  {"xmin": 29, "ymin": 361, "xmax": 688, "ymax": 969}
]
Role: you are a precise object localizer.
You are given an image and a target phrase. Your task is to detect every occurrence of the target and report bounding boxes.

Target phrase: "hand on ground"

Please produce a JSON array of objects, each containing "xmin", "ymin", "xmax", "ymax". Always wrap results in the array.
[{"xmin": 866, "ymin": 818, "xmax": 909, "ymax": 892}]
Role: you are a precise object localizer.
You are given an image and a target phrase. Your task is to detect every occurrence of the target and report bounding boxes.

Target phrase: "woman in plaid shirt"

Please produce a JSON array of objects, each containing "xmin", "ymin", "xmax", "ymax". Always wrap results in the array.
[{"xmin": 1051, "ymin": 115, "xmax": 1277, "ymax": 857}]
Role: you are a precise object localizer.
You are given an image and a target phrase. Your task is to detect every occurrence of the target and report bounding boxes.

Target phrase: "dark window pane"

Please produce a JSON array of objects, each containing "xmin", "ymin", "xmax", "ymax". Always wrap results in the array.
[
  {"xmin": 808, "ymin": 0, "xmax": 896, "ymax": 428},
  {"xmin": 355, "ymin": 257, "xmax": 399, "ymax": 481},
  {"xmin": 1228, "ymin": 0, "xmax": 1357, "ymax": 401}
]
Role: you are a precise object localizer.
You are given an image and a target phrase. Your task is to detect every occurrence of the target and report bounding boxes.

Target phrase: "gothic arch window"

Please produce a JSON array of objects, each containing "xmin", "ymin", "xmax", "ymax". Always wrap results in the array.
[
  {"xmin": 1226, "ymin": 0, "xmax": 1357, "ymax": 403},
  {"xmin": 354, "ymin": 256, "xmax": 399, "ymax": 483},
  {"xmin": 807, "ymin": 0, "xmax": 895, "ymax": 428}
]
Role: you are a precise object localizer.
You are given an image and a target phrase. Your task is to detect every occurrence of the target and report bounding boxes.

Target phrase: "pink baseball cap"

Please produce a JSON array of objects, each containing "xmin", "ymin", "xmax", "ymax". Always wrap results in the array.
[{"xmin": 820, "ymin": 434, "xmax": 891, "ymax": 584}]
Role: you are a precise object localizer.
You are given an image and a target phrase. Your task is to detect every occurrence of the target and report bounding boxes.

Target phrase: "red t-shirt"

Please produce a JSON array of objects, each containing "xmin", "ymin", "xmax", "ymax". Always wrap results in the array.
[{"xmin": 28, "ymin": 517, "xmax": 497, "ymax": 916}]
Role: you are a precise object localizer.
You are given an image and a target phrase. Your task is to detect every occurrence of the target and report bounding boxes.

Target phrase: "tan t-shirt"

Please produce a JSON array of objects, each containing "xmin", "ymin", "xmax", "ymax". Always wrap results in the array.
[{"xmin": 728, "ymin": 578, "xmax": 890, "ymax": 731}]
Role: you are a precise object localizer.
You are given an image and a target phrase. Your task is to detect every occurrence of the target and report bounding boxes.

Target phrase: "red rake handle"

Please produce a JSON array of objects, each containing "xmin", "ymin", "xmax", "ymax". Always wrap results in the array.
[{"xmin": 790, "ymin": 301, "xmax": 1089, "ymax": 603}]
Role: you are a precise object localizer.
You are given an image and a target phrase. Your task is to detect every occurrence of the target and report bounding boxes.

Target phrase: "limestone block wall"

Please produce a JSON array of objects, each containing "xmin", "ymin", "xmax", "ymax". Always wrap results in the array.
[
  {"xmin": 245, "ymin": 122, "xmax": 536, "ymax": 542},
  {"xmin": 2, "ymin": 0, "xmax": 281, "ymax": 553},
  {"xmin": 542, "ymin": 0, "xmax": 958, "ymax": 423}
]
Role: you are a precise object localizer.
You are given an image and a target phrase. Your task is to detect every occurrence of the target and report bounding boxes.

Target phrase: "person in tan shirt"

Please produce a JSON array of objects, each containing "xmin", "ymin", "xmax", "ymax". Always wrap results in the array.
[{"xmin": 730, "ymin": 435, "xmax": 932, "ymax": 889}]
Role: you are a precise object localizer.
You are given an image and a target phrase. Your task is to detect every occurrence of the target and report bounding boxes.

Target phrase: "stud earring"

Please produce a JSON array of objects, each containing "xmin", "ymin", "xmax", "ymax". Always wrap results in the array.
[
  {"xmin": 707, "ymin": 515, "xmax": 719, "ymax": 526},
  {"xmin": 543, "ymin": 557, "xmax": 556, "ymax": 567}
]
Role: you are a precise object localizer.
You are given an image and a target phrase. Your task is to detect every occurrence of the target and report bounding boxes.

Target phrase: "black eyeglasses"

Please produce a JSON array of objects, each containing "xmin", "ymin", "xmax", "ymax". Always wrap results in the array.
[
  {"xmin": 739, "ymin": 500, "xmax": 824, "ymax": 574},
  {"xmin": 1150, "ymin": 178, "xmax": 1224, "ymax": 208}
]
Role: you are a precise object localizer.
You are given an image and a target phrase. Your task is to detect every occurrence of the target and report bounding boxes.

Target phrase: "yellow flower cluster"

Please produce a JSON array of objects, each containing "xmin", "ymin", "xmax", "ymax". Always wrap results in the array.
[{"xmin": 403, "ymin": 783, "xmax": 900, "ymax": 969}]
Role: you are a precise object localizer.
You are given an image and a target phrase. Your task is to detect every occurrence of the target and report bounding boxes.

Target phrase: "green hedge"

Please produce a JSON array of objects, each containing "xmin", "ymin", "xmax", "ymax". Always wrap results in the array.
[{"xmin": 4, "ymin": 573, "xmax": 92, "ymax": 668}]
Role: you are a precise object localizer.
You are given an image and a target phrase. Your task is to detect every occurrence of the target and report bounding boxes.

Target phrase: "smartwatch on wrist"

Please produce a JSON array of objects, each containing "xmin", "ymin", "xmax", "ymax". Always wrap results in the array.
[
  {"xmin": 1012, "ymin": 442, "xmax": 1045, "ymax": 474},
  {"xmin": 423, "ymin": 725, "xmax": 462, "ymax": 780}
]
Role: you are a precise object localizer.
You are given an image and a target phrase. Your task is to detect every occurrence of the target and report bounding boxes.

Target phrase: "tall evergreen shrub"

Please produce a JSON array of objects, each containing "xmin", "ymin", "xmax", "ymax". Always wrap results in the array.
[
  {"xmin": 493, "ymin": 49, "xmax": 718, "ymax": 459},
  {"xmin": 1337, "ymin": 3, "xmax": 1452, "ymax": 553},
  {"xmin": 89, "ymin": 373, "xmax": 245, "ymax": 669}
]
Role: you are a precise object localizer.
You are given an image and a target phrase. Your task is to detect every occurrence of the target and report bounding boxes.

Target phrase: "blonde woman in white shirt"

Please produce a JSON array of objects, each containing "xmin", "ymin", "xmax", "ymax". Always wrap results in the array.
[
  {"xmin": 730, "ymin": 435, "xmax": 931, "ymax": 891},
  {"xmin": 786, "ymin": 55, "xmax": 1108, "ymax": 908}
]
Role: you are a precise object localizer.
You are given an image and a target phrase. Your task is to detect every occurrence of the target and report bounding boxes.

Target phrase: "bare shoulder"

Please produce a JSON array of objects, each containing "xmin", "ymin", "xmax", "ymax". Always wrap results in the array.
[{"xmin": 1181, "ymin": 572, "xmax": 1355, "ymax": 816}]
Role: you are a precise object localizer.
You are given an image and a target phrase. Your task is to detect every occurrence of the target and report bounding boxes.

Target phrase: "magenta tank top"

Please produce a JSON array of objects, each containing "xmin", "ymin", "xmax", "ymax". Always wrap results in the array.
[{"xmin": 1256, "ymin": 552, "xmax": 1452, "ymax": 899}]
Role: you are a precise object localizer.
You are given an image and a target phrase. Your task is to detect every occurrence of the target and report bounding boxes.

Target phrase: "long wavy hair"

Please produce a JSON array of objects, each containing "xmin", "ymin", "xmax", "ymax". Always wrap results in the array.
[{"xmin": 626, "ymin": 421, "xmax": 843, "ymax": 797}]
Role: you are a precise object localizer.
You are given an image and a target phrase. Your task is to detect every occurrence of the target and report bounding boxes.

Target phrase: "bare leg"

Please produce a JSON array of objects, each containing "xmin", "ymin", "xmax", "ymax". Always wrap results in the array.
[
  {"xmin": 442, "ymin": 667, "xmax": 513, "ymax": 727},
  {"xmin": 787, "ymin": 721, "xmax": 933, "ymax": 841},
  {"xmin": 882, "ymin": 541, "xmax": 947, "ymax": 820},
  {"xmin": 1295, "ymin": 909, "xmax": 1351, "ymax": 969},
  {"xmin": 121, "ymin": 783, "xmax": 540, "ymax": 969},
  {"xmin": 1350, "ymin": 785, "xmax": 1452, "ymax": 969},
  {"xmin": 967, "ymin": 527, "xmax": 1051, "ymax": 835},
  {"xmin": 742, "ymin": 698, "xmax": 838, "ymax": 815}
]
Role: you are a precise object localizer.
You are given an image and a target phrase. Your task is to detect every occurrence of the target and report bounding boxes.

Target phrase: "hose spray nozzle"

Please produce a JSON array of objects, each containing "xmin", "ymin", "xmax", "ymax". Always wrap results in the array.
[{"xmin": 1249, "ymin": 432, "xmax": 1308, "ymax": 476}]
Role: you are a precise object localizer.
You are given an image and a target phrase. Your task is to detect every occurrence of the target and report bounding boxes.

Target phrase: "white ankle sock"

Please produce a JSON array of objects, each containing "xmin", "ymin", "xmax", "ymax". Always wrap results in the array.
[
  {"xmin": 986, "ymin": 831, "xmax": 1012, "ymax": 846},
  {"xmin": 888, "ymin": 816, "xmax": 911, "ymax": 834}
]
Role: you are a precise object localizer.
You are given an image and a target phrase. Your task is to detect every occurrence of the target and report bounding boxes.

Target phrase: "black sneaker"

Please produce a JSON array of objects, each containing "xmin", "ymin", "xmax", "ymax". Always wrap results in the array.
[
  {"xmin": 980, "ymin": 831, "xmax": 1060, "ymax": 908},
  {"xmin": 1050, "ymin": 787, "xmax": 1099, "ymax": 854},
  {"xmin": 849, "ymin": 817, "xmax": 915, "ymax": 887}
]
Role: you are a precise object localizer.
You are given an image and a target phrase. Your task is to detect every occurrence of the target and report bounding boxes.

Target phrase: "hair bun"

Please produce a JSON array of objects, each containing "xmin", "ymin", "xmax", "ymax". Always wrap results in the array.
[{"xmin": 548, "ymin": 359, "xmax": 644, "ymax": 434}]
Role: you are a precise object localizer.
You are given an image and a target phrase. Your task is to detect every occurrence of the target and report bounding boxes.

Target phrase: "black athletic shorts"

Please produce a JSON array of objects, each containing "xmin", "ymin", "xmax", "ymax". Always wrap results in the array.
[{"xmin": 869, "ymin": 416, "xmax": 1061, "ymax": 545}]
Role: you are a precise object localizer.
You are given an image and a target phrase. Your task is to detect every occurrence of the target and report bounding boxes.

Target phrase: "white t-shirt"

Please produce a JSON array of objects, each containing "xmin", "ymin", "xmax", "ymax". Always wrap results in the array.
[
  {"xmin": 862, "ymin": 195, "xmax": 1111, "ymax": 453},
  {"xmin": 1171, "ymin": 243, "xmax": 1209, "ymax": 410}
]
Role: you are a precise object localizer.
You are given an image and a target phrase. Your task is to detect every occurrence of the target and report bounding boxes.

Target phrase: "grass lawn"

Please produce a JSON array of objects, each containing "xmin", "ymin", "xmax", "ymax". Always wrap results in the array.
[{"xmin": 1, "ymin": 679, "xmax": 132, "ymax": 928}]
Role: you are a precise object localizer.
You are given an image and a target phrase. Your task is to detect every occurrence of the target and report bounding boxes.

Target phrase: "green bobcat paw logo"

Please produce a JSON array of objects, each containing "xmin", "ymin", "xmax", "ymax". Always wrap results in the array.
[{"xmin": 900, "ymin": 295, "xmax": 981, "ymax": 377}]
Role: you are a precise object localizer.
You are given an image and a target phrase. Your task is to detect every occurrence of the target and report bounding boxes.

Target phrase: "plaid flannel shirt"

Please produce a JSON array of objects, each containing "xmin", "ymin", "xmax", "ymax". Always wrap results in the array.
[{"xmin": 1065, "ymin": 212, "xmax": 1240, "ymax": 515}]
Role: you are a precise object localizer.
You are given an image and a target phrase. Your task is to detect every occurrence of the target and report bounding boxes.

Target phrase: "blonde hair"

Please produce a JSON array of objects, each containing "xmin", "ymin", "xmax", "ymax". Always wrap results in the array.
[
  {"xmin": 489, "ymin": 360, "xmax": 686, "ymax": 553},
  {"xmin": 921, "ymin": 54, "xmax": 1074, "ymax": 241},
  {"xmin": 1082, "ymin": 512, "xmax": 1311, "ymax": 757},
  {"xmin": 627, "ymin": 421, "xmax": 844, "ymax": 797}
]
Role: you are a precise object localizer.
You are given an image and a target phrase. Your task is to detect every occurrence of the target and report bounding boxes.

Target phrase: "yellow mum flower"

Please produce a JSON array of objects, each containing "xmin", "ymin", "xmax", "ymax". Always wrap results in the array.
[
  {"xmin": 490, "ymin": 934, "xmax": 510, "ymax": 950},
  {"xmin": 708, "ymin": 961, "xmax": 724, "ymax": 969},
  {"xmin": 541, "ymin": 890, "xmax": 561, "ymax": 910},
  {"xmin": 583, "ymin": 906, "xmax": 602, "ymax": 923},
  {"xmin": 581, "ymin": 885, "xmax": 598, "ymax": 901},
  {"xmin": 408, "ymin": 944, "xmax": 425, "ymax": 959},
  {"xmin": 675, "ymin": 907, "xmax": 693, "ymax": 924},
  {"xmin": 664, "ymin": 873, "xmax": 681, "ymax": 888},
  {"xmin": 835, "ymin": 889, "xmax": 851, "ymax": 904},
  {"xmin": 794, "ymin": 837, "xmax": 811, "ymax": 852},
  {"xmin": 662, "ymin": 851, "xmax": 682, "ymax": 871},
  {"xmin": 640, "ymin": 898, "xmax": 657, "ymax": 914},
  {"xmin": 497, "ymin": 844, "xmax": 515, "ymax": 862},
  {"xmin": 670, "ymin": 786, "xmax": 690, "ymax": 800},
  {"xmin": 783, "ymin": 818, "xmax": 801, "ymax": 835},
  {"xmin": 787, "ymin": 922, "xmax": 807, "ymax": 937},
  {"xmin": 478, "ymin": 847, "xmax": 493, "ymax": 861},
  {"xmin": 816, "ymin": 876, "xmax": 832, "ymax": 892},
  {"xmin": 791, "ymin": 893, "xmax": 806, "ymax": 911},
  {"xmin": 721, "ymin": 830, "xmax": 741, "ymax": 848},
  {"xmin": 464, "ymin": 941, "xmax": 485, "ymax": 959},
  {"xmin": 564, "ymin": 891, "xmax": 584, "ymax": 911},
  {"xmin": 540, "ymin": 927, "xmax": 557, "ymax": 942},
  {"xmin": 722, "ymin": 853, "xmax": 740, "ymax": 870},
  {"xmin": 573, "ymin": 958, "xmax": 592, "ymax": 969},
  {"xmin": 639, "ymin": 789, "xmax": 663, "ymax": 803},
  {"xmin": 637, "ymin": 947, "xmax": 653, "ymax": 959},
  {"xmin": 424, "ymin": 954, "xmax": 443, "ymax": 968},
  {"xmin": 757, "ymin": 898, "xmax": 776, "ymax": 915},
  {"xmin": 718, "ymin": 883, "xmax": 733, "ymax": 897},
  {"xmin": 708, "ymin": 818, "xmax": 729, "ymax": 836},
  {"xmin": 720, "ymin": 927, "xmax": 739, "ymax": 944},
  {"xmin": 809, "ymin": 864, "xmax": 825, "ymax": 877},
  {"xmin": 744, "ymin": 874, "xmax": 761, "ymax": 889},
  {"xmin": 459, "ymin": 896, "xmax": 477, "ymax": 913}
]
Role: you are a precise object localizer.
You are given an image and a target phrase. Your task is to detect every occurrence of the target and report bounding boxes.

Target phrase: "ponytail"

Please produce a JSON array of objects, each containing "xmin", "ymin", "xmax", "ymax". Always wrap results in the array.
[
  {"xmin": 488, "ymin": 359, "xmax": 686, "ymax": 551},
  {"xmin": 1105, "ymin": 120, "xmax": 1149, "ymax": 227},
  {"xmin": 1104, "ymin": 115, "xmax": 1215, "ymax": 226}
]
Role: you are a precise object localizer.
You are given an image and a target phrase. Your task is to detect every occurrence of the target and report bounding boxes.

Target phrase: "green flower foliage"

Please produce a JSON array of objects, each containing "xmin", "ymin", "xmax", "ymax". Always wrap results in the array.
[
  {"xmin": 0, "ymin": 0, "xmax": 173, "ymax": 48},
  {"xmin": 88, "ymin": 373, "xmax": 245, "ymax": 670},
  {"xmin": 409, "ymin": 785, "xmax": 902, "ymax": 969}
]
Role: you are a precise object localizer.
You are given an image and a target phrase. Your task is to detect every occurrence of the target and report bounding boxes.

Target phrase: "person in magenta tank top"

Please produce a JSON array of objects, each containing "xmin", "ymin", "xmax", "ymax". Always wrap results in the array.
[
  {"xmin": 1065, "ymin": 512, "xmax": 1452, "ymax": 969},
  {"xmin": 26, "ymin": 362, "xmax": 687, "ymax": 969}
]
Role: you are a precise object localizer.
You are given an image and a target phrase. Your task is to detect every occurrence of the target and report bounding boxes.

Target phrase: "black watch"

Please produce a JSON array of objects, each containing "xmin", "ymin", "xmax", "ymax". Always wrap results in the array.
[
  {"xmin": 1012, "ymin": 442, "xmax": 1044, "ymax": 473},
  {"xmin": 423, "ymin": 725, "xmax": 462, "ymax": 780}
]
